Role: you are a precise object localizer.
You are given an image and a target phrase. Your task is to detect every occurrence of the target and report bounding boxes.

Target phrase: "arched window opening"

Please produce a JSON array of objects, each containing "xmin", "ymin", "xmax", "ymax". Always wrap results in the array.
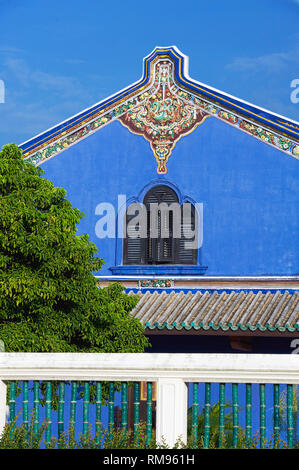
[{"xmin": 123, "ymin": 185, "xmax": 197, "ymax": 265}]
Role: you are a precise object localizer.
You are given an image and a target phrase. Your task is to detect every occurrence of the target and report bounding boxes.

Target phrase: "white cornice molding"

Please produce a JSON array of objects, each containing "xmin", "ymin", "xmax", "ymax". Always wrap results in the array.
[{"xmin": 0, "ymin": 353, "xmax": 299, "ymax": 384}]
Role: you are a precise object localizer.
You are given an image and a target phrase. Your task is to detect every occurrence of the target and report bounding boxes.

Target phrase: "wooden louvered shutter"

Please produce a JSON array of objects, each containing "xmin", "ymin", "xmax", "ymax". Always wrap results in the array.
[
  {"xmin": 144, "ymin": 186, "xmax": 178, "ymax": 265},
  {"xmin": 123, "ymin": 186, "xmax": 198, "ymax": 265},
  {"xmin": 150, "ymin": 206, "xmax": 174, "ymax": 264},
  {"xmin": 123, "ymin": 208, "xmax": 143, "ymax": 265},
  {"xmin": 178, "ymin": 203, "xmax": 197, "ymax": 264}
]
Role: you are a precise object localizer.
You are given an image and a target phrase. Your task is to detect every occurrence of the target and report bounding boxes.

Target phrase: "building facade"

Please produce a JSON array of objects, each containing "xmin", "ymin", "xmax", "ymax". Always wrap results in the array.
[{"xmin": 19, "ymin": 46, "xmax": 299, "ymax": 354}]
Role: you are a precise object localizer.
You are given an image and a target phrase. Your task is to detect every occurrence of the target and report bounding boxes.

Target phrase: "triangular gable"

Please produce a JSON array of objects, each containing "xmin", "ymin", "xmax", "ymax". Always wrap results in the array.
[{"xmin": 20, "ymin": 46, "xmax": 299, "ymax": 173}]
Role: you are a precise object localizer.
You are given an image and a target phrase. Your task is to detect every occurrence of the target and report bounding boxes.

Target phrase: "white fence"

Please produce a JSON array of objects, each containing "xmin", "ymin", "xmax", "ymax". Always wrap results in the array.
[{"xmin": 0, "ymin": 352, "xmax": 299, "ymax": 447}]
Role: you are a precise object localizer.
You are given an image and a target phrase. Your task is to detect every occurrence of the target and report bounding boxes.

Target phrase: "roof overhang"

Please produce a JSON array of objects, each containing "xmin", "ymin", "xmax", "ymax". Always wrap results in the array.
[
  {"xmin": 19, "ymin": 46, "xmax": 299, "ymax": 168},
  {"xmin": 129, "ymin": 289, "xmax": 299, "ymax": 335}
]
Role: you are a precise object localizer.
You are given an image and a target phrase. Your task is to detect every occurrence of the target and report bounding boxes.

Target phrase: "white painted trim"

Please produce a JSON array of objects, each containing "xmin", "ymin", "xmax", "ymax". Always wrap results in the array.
[
  {"xmin": 0, "ymin": 353, "xmax": 299, "ymax": 384},
  {"xmin": 29, "ymin": 77, "xmax": 156, "ymax": 165},
  {"xmin": 0, "ymin": 381, "xmax": 7, "ymax": 437},
  {"xmin": 156, "ymin": 378, "xmax": 187, "ymax": 447},
  {"xmin": 19, "ymin": 45, "xmax": 299, "ymax": 151},
  {"xmin": 1, "ymin": 352, "xmax": 299, "ymax": 447},
  {"xmin": 95, "ymin": 275, "xmax": 299, "ymax": 281},
  {"xmin": 19, "ymin": 53, "xmax": 149, "ymax": 148},
  {"xmin": 168, "ymin": 45, "xmax": 299, "ymax": 126}
]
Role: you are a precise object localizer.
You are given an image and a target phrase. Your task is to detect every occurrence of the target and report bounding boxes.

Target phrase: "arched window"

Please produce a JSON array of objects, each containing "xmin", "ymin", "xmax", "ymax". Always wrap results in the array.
[{"xmin": 123, "ymin": 185, "xmax": 197, "ymax": 265}]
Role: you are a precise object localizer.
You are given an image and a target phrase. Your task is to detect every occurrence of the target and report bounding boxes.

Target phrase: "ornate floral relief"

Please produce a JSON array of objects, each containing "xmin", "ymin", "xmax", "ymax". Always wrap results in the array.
[
  {"xmin": 23, "ymin": 57, "xmax": 299, "ymax": 168},
  {"xmin": 218, "ymin": 110, "xmax": 238, "ymax": 124},
  {"xmin": 24, "ymin": 94, "xmax": 156, "ymax": 165},
  {"xmin": 239, "ymin": 120, "xmax": 291, "ymax": 151},
  {"xmin": 138, "ymin": 279, "xmax": 173, "ymax": 288},
  {"xmin": 119, "ymin": 62, "xmax": 209, "ymax": 174},
  {"xmin": 292, "ymin": 145, "xmax": 299, "ymax": 159},
  {"xmin": 25, "ymin": 126, "xmax": 90, "ymax": 165}
]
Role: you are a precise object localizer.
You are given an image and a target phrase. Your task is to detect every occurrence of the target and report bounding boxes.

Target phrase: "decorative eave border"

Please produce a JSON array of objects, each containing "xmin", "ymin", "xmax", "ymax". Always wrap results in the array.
[
  {"xmin": 145, "ymin": 322, "xmax": 299, "ymax": 333},
  {"xmin": 19, "ymin": 46, "xmax": 299, "ymax": 166},
  {"xmin": 168, "ymin": 47, "xmax": 299, "ymax": 140},
  {"xmin": 19, "ymin": 48, "xmax": 164, "ymax": 160}
]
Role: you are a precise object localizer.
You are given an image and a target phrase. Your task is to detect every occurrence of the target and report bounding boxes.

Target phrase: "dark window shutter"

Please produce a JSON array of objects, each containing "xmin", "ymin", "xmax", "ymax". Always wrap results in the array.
[
  {"xmin": 178, "ymin": 203, "xmax": 197, "ymax": 264},
  {"xmin": 123, "ymin": 211, "xmax": 143, "ymax": 265},
  {"xmin": 123, "ymin": 186, "xmax": 197, "ymax": 266},
  {"xmin": 144, "ymin": 186, "xmax": 178, "ymax": 265}
]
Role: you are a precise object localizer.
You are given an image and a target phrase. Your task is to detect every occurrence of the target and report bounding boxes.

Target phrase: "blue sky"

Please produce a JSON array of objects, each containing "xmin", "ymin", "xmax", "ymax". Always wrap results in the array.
[{"xmin": 0, "ymin": 0, "xmax": 299, "ymax": 148}]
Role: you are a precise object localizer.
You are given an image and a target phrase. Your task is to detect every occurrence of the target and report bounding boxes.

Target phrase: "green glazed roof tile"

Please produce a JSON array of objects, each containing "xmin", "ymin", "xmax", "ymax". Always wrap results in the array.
[{"xmin": 130, "ymin": 289, "xmax": 299, "ymax": 334}]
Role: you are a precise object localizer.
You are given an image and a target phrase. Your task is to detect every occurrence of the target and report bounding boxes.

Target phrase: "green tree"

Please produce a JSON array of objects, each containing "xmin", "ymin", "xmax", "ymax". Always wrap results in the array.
[{"xmin": 0, "ymin": 143, "xmax": 148, "ymax": 353}]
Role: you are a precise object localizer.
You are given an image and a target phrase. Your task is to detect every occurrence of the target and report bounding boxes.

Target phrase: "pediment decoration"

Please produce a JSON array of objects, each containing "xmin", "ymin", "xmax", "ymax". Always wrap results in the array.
[
  {"xmin": 19, "ymin": 46, "xmax": 299, "ymax": 168},
  {"xmin": 119, "ymin": 61, "xmax": 208, "ymax": 174}
]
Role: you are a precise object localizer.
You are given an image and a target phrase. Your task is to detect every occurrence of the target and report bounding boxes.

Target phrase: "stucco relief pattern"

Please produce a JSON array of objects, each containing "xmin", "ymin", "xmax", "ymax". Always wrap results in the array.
[
  {"xmin": 22, "ymin": 55, "xmax": 299, "ymax": 168},
  {"xmin": 119, "ymin": 62, "xmax": 209, "ymax": 174}
]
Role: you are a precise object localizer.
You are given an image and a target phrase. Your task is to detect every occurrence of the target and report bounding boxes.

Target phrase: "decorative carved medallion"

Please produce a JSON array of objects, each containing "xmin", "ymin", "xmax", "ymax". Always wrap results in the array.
[{"xmin": 119, "ymin": 62, "xmax": 208, "ymax": 174}]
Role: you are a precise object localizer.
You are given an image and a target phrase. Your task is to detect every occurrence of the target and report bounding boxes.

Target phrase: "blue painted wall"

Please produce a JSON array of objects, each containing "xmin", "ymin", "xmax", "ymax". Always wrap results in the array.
[{"xmin": 41, "ymin": 116, "xmax": 299, "ymax": 276}]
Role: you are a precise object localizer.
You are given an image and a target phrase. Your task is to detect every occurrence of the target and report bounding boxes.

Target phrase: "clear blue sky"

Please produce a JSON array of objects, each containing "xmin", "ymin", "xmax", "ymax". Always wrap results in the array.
[{"xmin": 0, "ymin": 0, "xmax": 299, "ymax": 148}]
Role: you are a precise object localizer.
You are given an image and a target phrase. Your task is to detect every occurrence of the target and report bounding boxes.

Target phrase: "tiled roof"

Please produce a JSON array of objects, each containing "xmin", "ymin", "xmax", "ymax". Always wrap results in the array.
[{"xmin": 129, "ymin": 290, "xmax": 299, "ymax": 332}]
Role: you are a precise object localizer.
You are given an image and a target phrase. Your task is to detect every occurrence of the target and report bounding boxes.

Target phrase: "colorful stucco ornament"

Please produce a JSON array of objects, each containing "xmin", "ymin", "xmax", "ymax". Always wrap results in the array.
[
  {"xmin": 20, "ymin": 46, "xmax": 299, "ymax": 172},
  {"xmin": 292, "ymin": 145, "xmax": 299, "ymax": 159},
  {"xmin": 119, "ymin": 61, "xmax": 208, "ymax": 174}
]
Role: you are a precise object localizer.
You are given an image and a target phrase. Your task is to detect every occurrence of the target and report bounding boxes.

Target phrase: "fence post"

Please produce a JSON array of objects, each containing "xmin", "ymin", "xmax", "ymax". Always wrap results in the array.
[
  {"xmin": 156, "ymin": 378, "xmax": 187, "ymax": 448},
  {"xmin": 0, "ymin": 380, "xmax": 7, "ymax": 437}
]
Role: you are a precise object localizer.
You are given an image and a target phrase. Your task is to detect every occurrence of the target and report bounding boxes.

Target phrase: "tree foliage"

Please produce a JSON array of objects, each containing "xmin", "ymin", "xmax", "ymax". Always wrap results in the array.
[{"xmin": 0, "ymin": 144, "xmax": 149, "ymax": 352}]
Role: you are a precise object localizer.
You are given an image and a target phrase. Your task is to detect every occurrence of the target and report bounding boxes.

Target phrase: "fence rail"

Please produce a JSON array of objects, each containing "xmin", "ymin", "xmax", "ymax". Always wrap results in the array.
[{"xmin": 0, "ymin": 353, "xmax": 299, "ymax": 448}]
